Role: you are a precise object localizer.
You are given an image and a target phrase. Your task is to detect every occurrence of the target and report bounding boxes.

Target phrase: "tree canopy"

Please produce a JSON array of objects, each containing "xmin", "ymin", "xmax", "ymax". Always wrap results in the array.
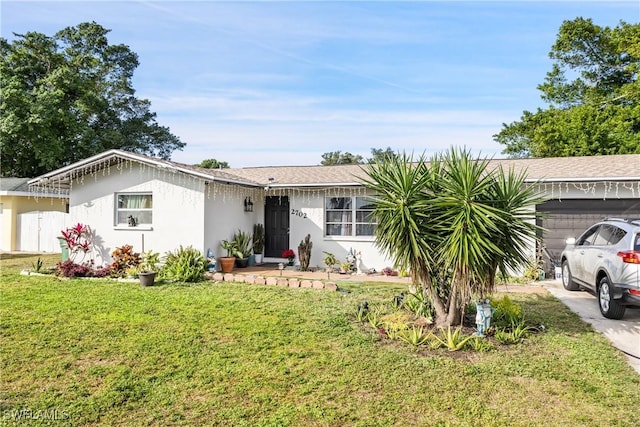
[
  {"xmin": 1, "ymin": 22, "xmax": 184, "ymax": 177},
  {"xmin": 196, "ymin": 159, "xmax": 230, "ymax": 169},
  {"xmin": 368, "ymin": 147, "xmax": 399, "ymax": 163},
  {"xmin": 320, "ymin": 147, "xmax": 400, "ymax": 165},
  {"xmin": 320, "ymin": 151, "xmax": 364, "ymax": 165},
  {"xmin": 494, "ymin": 18, "xmax": 640, "ymax": 158}
]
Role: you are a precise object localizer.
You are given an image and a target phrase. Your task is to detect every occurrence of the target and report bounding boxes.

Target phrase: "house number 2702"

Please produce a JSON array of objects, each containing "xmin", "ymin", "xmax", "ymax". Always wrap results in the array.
[{"xmin": 291, "ymin": 209, "xmax": 307, "ymax": 219}]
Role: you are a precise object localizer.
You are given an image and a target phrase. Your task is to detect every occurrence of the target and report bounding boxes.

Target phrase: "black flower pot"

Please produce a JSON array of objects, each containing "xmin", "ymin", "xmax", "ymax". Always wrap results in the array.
[
  {"xmin": 235, "ymin": 257, "xmax": 249, "ymax": 268},
  {"xmin": 139, "ymin": 271, "xmax": 156, "ymax": 287}
]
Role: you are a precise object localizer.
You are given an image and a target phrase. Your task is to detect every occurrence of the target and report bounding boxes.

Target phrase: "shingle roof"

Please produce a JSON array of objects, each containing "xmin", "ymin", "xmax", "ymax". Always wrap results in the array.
[
  {"xmin": 28, "ymin": 150, "xmax": 640, "ymax": 190},
  {"xmin": 0, "ymin": 177, "xmax": 31, "ymax": 192},
  {"xmin": 224, "ymin": 164, "xmax": 368, "ymax": 186},
  {"xmin": 485, "ymin": 154, "xmax": 640, "ymax": 181},
  {"xmin": 226, "ymin": 154, "xmax": 640, "ymax": 186}
]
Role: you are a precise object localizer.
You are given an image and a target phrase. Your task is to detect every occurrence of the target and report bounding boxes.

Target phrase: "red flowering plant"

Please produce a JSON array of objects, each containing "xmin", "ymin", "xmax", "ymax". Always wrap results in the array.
[
  {"xmin": 60, "ymin": 223, "xmax": 93, "ymax": 262},
  {"xmin": 281, "ymin": 249, "xmax": 296, "ymax": 261}
]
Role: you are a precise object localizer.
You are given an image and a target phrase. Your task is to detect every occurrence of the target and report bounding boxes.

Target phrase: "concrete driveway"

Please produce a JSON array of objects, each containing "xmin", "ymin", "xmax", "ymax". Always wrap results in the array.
[{"xmin": 542, "ymin": 280, "xmax": 640, "ymax": 374}]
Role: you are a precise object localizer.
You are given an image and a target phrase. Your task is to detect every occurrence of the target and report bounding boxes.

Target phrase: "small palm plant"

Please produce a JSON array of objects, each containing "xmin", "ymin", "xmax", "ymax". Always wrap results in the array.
[{"xmin": 323, "ymin": 251, "xmax": 337, "ymax": 279}]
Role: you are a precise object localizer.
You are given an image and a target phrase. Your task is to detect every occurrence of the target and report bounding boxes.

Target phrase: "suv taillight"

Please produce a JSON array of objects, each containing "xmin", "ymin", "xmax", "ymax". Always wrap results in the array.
[{"xmin": 617, "ymin": 251, "xmax": 640, "ymax": 264}]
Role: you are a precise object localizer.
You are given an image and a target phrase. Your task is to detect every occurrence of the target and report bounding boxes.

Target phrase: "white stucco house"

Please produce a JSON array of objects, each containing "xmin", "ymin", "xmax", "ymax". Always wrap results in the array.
[{"xmin": 28, "ymin": 150, "xmax": 640, "ymax": 273}]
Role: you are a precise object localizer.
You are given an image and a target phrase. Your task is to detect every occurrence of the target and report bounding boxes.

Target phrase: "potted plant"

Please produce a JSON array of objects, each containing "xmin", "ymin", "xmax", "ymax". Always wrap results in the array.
[
  {"xmin": 282, "ymin": 249, "xmax": 295, "ymax": 266},
  {"xmin": 340, "ymin": 261, "xmax": 352, "ymax": 274},
  {"xmin": 252, "ymin": 224, "xmax": 265, "ymax": 264},
  {"xmin": 138, "ymin": 250, "xmax": 160, "ymax": 286},
  {"xmin": 232, "ymin": 229, "xmax": 252, "ymax": 268},
  {"xmin": 220, "ymin": 240, "xmax": 241, "ymax": 273}
]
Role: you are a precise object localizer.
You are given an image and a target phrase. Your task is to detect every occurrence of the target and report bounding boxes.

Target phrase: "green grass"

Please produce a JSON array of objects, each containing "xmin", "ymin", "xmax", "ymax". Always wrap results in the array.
[{"xmin": 1, "ymin": 254, "xmax": 639, "ymax": 426}]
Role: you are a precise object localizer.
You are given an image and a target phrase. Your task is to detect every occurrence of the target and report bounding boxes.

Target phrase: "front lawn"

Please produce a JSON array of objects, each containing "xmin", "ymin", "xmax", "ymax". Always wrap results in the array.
[{"xmin": 1, "ymin": 254, "xmax": 638, "ymax": 426}]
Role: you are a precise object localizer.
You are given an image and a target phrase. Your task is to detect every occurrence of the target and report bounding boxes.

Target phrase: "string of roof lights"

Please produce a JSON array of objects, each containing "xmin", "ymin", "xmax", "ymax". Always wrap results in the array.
[{"xmin": 27, "ymin": 156, "xmax": 640, "ymax": 204}]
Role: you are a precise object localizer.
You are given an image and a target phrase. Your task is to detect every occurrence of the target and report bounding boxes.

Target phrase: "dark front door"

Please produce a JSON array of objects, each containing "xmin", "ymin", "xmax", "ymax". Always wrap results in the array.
[{"xmin": 265, "ymin": 196, "xmax": 290, "ymax": 257}]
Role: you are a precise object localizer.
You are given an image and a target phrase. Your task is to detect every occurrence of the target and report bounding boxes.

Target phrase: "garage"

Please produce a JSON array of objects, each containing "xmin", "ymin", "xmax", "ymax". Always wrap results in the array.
[{"xmin": 537, "ymin": 199, "xmax": 640, "ymax": 264}]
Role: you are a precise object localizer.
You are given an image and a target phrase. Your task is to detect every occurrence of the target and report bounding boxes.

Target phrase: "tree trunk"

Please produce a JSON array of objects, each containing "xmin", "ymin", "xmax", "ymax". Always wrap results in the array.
[{"xmin": 415, "ymin": 270, "xmax": 448, "ymax": 324}]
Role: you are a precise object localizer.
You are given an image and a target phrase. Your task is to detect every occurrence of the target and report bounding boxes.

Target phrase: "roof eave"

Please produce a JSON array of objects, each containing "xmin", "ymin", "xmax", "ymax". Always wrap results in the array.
[
  {"xmin": 268, "ymin": 182, "xmax": 364, "ymax": 188},
  {"xmin": 525, "ymin": 176, "xmax": 640, "ymax": 183},
  {"xmin": 0, "ymin": 190, "xmax": 68, "ymax": 198},
  {"xmin": 28, "ymin": 149, "xmax": 258, "ymax": 188}
]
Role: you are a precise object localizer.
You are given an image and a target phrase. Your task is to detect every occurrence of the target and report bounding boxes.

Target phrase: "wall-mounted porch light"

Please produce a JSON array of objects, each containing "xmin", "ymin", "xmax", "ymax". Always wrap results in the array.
[{"xmin": 244, "ymin": 197, "xmax": 254, "ymax": 212}]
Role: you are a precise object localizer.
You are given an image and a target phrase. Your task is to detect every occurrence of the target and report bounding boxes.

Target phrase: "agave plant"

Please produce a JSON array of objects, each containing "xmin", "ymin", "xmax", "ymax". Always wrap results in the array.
[
  {"xmin": 398, "ymin": 326, "xmax": 432, "ymax": 347},
  {"xmin": 432, "ymin": 326, "xmax": 475, "ymax": 351}
]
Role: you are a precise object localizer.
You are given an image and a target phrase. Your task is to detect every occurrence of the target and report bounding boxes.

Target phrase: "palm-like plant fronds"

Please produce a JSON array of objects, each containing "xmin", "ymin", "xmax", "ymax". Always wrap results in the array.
[{"xmin": 362, "ymin": 147, "xmax": 546, "ymax": 327}]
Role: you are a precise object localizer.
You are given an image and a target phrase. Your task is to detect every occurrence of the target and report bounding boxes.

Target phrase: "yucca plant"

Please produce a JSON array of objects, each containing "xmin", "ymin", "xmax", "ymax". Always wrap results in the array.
[{"xmin": 362, "ymin": 147, "xmax": 546, "ymax": 327}]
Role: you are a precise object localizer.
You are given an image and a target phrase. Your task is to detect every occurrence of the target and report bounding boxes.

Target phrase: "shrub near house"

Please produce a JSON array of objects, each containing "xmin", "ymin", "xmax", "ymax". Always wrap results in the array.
[{"xmin": 56, "ymin": 223, "xmax": 111, "ymax": 277}]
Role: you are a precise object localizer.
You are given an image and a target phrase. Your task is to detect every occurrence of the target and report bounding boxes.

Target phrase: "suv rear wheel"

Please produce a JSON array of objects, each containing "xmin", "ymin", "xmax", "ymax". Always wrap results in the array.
[
  {"xmin": 561, "ymin": 261, "xmax": 579, "ymax": 291},
  {"xmin": 598, "ymin": 276, "xmax": 625, "ymax": 319}
]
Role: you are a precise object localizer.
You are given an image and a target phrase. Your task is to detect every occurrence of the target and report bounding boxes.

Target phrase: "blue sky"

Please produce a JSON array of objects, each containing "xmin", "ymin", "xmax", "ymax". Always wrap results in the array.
[{"xmin": 2, "ymin": 1, "xmax": 638, "ymax": 167}]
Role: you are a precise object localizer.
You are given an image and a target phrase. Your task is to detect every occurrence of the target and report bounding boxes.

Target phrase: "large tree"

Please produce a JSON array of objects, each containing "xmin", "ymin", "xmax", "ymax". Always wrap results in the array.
[
  {"xmin": 363, "ymin": 148, "xmax": 544, "ymax": 326},
  {"xmin": 368, "ymin": 147, "xmax": 399, "ymax": 163},
  {"xmin": 1, "ymin": 22, "xmax": 184, "ymax": 177},
  {"xmin": 320, "ymin": 148, "xmax": 400, "ymax": 165},
  {"xmin": 196, "ymin": 158, "xmax": 230, "ymax": 169},
  {"xmin": 320, "ymin": 151, "xmax": 364, "ymax": 165},
  {"xmin": 494, "ymin": 18, "xmax": 640, "ymax": 158}
]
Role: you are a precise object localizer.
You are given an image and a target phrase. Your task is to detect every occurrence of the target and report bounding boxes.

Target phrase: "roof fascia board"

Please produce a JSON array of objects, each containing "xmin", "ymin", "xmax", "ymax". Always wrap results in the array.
[
  {"xmin": 268, "ymin": 182, "xmax": 364, "ymax": 188},
  {"xmin": 524, "ymin": 177, "xmax": 640, "ymax": 183},
  {"xmin": 28, "ymin": 149, "xmax": 256, "ymax": 187},
  {"xmin": 0, "ymin": 191, "xmax": 67, "ymax": 198},
  {"xmin": 28, "ymin": 149, "xmax": 124, "ymax": 184}
]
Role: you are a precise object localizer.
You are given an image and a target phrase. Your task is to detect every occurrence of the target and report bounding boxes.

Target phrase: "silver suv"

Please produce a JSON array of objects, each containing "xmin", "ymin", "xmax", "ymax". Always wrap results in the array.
[{"xmin": 560, "ymin": 218, "xmax": 640, "ymax": 319}]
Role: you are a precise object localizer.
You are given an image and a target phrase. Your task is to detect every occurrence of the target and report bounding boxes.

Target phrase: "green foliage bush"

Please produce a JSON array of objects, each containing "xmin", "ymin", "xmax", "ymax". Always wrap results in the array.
[
  {"xmin": 380, "ymin": 311, "xmax": 411, "ymax": 339},
  {"xmin": 468, "ymin": 336, "xmax": 494, "ymax": 352},
  {"xmin": 110, "ymin": 245, "xmax": 141, "ymax": 277},
  {"xmin": 494, "ymin": 321, "xmax": 532, "ymax": 345},
  {"xmin": 403, "ymin": 289, "xmax": 433, "ymax": 319},
  {"xmin": 160, "ymin": 246, "xmax": 206, "ymax": 282},
  {"xmin": 490, "ymin": 295, "xmax": 524, "ymax": 328}
]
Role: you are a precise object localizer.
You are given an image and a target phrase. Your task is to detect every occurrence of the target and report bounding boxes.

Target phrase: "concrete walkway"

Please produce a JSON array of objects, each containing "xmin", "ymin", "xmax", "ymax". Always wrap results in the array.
[{"xmin": 542, "ymin": 280, "xmax": 640, "ymax": 374}]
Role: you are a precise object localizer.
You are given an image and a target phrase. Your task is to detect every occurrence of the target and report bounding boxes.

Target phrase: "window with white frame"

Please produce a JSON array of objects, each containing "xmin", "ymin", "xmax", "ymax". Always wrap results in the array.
[
  {"xmin": 325, "ymin": 196, "xmax": 376, "ymax": 237},
  {"xmin": 116, "ymin": 193, "xmax": 152, "ymax": 226}
]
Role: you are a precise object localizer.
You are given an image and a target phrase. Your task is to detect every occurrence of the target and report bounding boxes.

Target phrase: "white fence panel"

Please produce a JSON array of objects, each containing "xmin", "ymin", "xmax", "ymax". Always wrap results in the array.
[{"xmin": 17, "ymin": 211, "xmax": 70, "ymax": 252}]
